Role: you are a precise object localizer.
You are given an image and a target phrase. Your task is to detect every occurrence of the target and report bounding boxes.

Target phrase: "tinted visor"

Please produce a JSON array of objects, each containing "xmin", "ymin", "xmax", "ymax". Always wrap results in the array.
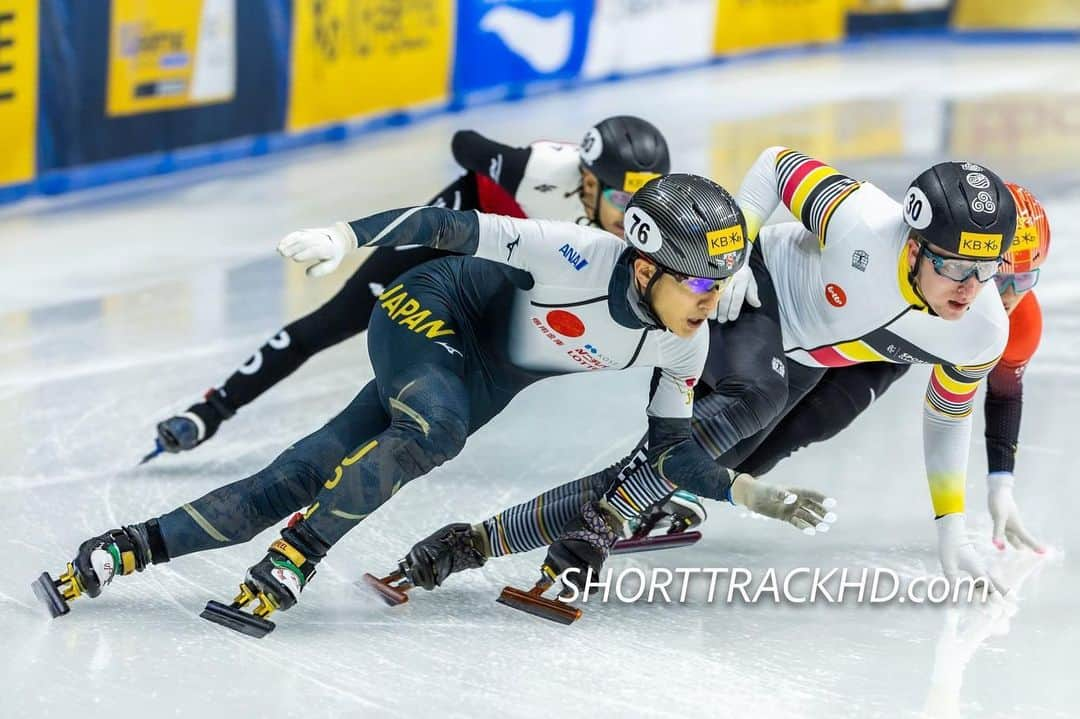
[
  {"xmin": 993, "ymin": 269, "xmax": 1040, "ymax": 294},
  {"xmin": 920, "ymin": 244, "xmax": 999, "ymax": 283}
]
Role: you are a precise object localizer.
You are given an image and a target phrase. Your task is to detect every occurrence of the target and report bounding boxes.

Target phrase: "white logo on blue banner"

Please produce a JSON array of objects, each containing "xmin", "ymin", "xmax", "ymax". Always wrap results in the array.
[{"xmin": 479, "ymin": 7, "xmax": 574, "ymax": 73}]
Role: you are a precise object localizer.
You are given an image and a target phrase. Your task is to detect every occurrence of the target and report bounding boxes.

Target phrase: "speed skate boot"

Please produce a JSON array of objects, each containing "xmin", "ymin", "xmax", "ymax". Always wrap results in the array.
[
  {"xmin": 612, "ymin": 489, "xmax": 706, "ymax": 555},
  {"xmin": 363, "ymin": 522, "xmax": 490, "ymax": 606},
  {"xmin": 201, "ymin": 521, "xmax": 328, "ymax": 638},
  {"xmin": 141, "ymin": 388, "xmax": 236, "ymax": 464},
  {"xmin": 32, "ymin": 521, "xmax": 168, "ymax": 618},
  {"xmin": 497, "ymin": 499, "xmax": 627, "ymax": 625}
]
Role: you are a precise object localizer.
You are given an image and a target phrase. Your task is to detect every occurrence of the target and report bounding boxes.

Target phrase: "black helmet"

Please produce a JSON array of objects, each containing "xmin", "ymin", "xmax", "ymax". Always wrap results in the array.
[
  {"xmin": 624, "ymin": 174, "xmax": 747, "ymax": 280},
  {"xmin": 580, "ymin": 116, "xmax": 670, "ymax": 193},
  {"xmin": 903, "ymin": 162, "xmax": 1017, "ymax": 260}
]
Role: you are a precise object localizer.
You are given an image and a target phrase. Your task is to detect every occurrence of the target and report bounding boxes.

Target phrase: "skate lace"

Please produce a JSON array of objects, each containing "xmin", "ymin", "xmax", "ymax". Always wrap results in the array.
[
  {"xmin": 449, "ymin": 530, "xmax": 485, "ymax": 571},
  {"xmin": 560, "ymin": 502, "xmax": 620, "ymax": 554}
]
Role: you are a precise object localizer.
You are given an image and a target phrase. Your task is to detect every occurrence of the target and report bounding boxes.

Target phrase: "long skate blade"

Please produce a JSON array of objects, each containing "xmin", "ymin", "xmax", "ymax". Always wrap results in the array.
[
  {"xmin": 31, "ymin": 572, "xmax": 70, "ymax": 618},
  {"xmin": 496, "ymin": 586, "xmax": 581, "ymax": 625},
  {"xmin": 361, "ymin": 573, "xmax": 410, "ymax": 607},
  {"xmin": 138, "ymin": 440, "xmax": 164, "ymax": 466},
  {"xmin": 611, "ymin": 530, "xmax": 702, "ymax": 555},
  {"xmin": 200, "ymin": 600, "xmax": 275, "ymax": 638}
]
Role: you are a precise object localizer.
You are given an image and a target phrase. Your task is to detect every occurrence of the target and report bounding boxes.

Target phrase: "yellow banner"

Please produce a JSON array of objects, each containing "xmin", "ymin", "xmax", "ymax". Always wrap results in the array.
[
  {"xmin": 0, "ymin": 1, "xmax": 37, "ymax": 186},
  {"xmin": 107, "ymin": 0, "xmax": 236, "ymax": 117},
  {"xmin": 848, "ymin": 0, "xmax": 949, "ymax": 13},
  {"xmin": 949, "ymin": 94, "xmax": 1080, "ymax": 175},
  {"xmin": 288, "ymin": 0, "xmax": 454, "ymax": 131},
  {"xmin": 953, "ymin": 1, "xmax": 1080, "ymax": 30},
  {"xmin": 714, "ymin": 0, "xmax": 845, "ymax": 55},
  {"xmin": 709, "ymin": 100, "xmax": 904, "ymax": 190}
]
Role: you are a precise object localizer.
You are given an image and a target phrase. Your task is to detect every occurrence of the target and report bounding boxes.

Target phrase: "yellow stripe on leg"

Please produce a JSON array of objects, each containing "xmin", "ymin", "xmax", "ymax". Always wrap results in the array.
[
  {"xmin": 927, "ymin": 473, "xmax": 965, "ymax": 516},
  {"xmin": 181, "ymin": 503, "xmax": 230, "ymax": 542}
]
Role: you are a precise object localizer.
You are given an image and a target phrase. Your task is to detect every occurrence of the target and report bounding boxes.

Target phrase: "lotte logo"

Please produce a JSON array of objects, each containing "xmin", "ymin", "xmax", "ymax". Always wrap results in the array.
[{"xmin": 825, "ymin": 283, "xmax": 847, "ymax": 308}]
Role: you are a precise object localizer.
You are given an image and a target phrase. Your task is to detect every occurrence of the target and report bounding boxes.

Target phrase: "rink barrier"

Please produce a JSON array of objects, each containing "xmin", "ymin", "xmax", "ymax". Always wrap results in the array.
[{"xmin": 2, "ymin": 12, "xmax": 1079, "ymax": 207}]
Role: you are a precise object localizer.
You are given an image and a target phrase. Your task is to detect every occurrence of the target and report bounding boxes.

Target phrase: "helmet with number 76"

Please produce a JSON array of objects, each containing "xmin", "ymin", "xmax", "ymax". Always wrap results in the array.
[{"xmin": 622, "ymin": 174, "xmax": 748, "ymax": 281}]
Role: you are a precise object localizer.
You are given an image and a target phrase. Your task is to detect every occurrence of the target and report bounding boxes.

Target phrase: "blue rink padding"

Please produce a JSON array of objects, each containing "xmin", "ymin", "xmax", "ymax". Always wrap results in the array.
[{"xmin": 4, "ymin": 26, "xmax": 1079, "ymax": 207}]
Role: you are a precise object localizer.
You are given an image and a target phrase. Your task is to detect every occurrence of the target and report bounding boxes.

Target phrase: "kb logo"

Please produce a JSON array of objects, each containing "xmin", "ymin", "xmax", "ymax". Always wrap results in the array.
[{"xmin": 960, "ymin": 235, "xmax": 999, "ymax": 254}]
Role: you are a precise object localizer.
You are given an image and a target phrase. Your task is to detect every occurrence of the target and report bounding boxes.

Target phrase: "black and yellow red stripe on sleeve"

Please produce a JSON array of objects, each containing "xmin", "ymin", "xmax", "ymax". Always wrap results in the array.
[
  {"xmin": 925, "ymin": 359, "xmax": 998, "ymax": 419},
  {"xmin": 775, "ymin": 149, "xmax": 860, "ymax": 245}
]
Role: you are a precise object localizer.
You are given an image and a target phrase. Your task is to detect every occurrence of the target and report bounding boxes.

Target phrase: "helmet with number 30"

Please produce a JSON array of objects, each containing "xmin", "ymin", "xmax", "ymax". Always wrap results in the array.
[{"xmin": 902, "ymin": 161, "xmax": 1017, "ymax": 261}]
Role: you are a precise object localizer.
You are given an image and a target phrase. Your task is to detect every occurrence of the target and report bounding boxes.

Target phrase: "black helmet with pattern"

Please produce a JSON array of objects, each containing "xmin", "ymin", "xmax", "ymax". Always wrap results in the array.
[
  {"xmin": 903, "ymin": 161, "xmax": 1017, "ymax": 260},
  {"xmin": 624, "ymin": 174, "xmax": 747, "ymax": 281},
  {"xmin": 579, "ymin": 116, "xmax": 670, "ymax": 194}
]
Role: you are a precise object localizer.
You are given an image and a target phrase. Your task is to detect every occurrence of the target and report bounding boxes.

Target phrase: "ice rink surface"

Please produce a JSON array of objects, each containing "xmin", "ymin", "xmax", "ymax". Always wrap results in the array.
[{"xmin": 2, "ymin": 39, "xmax": 1079, "ymax": 718}]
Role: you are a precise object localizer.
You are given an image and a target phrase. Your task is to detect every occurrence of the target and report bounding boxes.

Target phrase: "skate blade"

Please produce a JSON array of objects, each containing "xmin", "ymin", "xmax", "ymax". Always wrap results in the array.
[
  {"xmin": 496, "ymin": 586, "xmax": 582, "ymax": 625},
  {"xmin": 361, "ymin": 573, "xmax": 411, "ymax": 607},
  {"xmin": 611, "ymin": 530, "xmax": 702, "ymax": 555},
  {"xmin": 31, "ymin": 572, "xmax": 70, "ymax": 618},
  {"xmin": 200, "ymin": 600, "xmax": 275, "ymax": 638},
  {"xmin": 138, "ymin": 440, "xmax": 164, "ymax": 466}
]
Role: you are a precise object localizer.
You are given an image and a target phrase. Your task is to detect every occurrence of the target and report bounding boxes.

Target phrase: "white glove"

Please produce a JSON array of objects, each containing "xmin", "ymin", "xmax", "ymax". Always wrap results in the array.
[
  {"xmin": 987, "ymin": 472, "xmax": 1045, "ymax": 554},
  {"xmin": 729, "ymin": 472, "xmax": 837, "ymax": 535},
  {"xmin": 935, "ymin": 513, "xmax": 1008, "ymax": 595},
  {"xmin": 277, "ymin": 222, "xmax": 357, "ymax": 278},
  {"xmin": 713, "ymin": 262, "xmax": 761, "ymax": 323}
]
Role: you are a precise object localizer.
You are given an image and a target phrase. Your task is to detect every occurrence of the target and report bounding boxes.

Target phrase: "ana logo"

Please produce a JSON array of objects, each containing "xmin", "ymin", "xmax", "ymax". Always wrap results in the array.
[
  {"xmin": 534, "ymin": 183, "xmax": 556, "ymax": 193},
  {"xmin": 546, "ymin": 310, "xmax": 585, "ymax": 338},
  {"xmin": 961, "ymin": 162, "xmax": 984, "ymax": 172},
  {"xmin": 851, "ymin": 250, "xmax": 869, "ymax": 272},
  {"xmin": 825, "ymin": 283, "xmax": 847, "ymax": 308},
  {"xmin": 558, "ymin": 243, "xmax": 589, "ymax": 270},
  {"xmin": 706, "ymin": 226, "xmax": 745, "ymax": 257}
]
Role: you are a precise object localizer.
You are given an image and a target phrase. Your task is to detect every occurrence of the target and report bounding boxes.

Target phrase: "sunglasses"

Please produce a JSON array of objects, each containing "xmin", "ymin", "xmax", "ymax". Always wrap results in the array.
[
  {"xmin": 993, "ymin": 269, "xmax": 1040, "ymax": 294},
  {"xmin": 666, "ymin": 268, "xmax": 731, "ymax": 295},
  {"xmin": 602, "ymin": 187, "xmax": 633, "ymax": 212},
  {"xmin": 920, "ymin": 244, "xmax": 999, "ymax": 283}
]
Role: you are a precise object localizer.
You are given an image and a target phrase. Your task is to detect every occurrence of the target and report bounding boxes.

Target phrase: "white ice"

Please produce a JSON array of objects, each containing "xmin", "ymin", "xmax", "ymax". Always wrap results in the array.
[{"xmin": 2, "ymin": 40, "xmax": 1079, "ymax": 719}]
